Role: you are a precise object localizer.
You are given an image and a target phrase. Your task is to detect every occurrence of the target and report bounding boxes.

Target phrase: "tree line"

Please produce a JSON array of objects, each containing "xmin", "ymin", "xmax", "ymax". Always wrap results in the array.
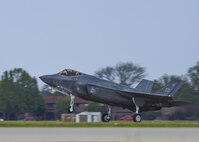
[
  {"xmin": 0, "ymin": 68, "xmax": 45, "ymax": 120},
  {"xmin": 0, "ymin": 61, "xmax": 199, "ymax": 120}
]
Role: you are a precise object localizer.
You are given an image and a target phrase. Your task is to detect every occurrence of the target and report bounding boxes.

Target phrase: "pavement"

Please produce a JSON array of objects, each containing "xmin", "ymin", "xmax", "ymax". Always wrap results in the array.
[{"xmin": 0, "ymin": 128, "xmax": 198, "ymax": 142}]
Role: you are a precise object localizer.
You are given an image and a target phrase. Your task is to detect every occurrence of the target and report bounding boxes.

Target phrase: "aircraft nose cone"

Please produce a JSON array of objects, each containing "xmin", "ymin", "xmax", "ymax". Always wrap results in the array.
[
  {"xmin": 39, "ymin": 75, "xmax": 55, "ymax": 87},
  {"xmin": 39, "ymin": 75, "xmax": 47, "ymax": 82}
]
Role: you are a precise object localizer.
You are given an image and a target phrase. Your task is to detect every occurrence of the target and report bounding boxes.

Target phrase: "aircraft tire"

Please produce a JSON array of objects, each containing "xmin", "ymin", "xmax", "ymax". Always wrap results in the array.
[
  {"xmin": 102, "ymin": 113, "xmax": 111, "ymax": 122},
  {"xmin": 67, "ymin": 106, "xmax": 74, "ymax": 113},
  {"xmin": 133, "ymin": 114, "xmax": 142, "ymax": 122}
]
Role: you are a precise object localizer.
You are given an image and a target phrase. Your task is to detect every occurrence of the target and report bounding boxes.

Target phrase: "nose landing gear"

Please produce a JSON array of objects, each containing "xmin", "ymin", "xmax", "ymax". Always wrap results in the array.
[
  {"xmin": 67, "ymin": 105, "xmax": 74, "ymax": 113},
  {"xmin": 67, "ymin": 94, "xmax": 75, "ymax": 113}
]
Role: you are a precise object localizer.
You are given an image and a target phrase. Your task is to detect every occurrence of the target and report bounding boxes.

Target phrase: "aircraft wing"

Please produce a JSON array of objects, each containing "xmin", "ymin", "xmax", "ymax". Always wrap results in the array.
[
  {"xmin": 118, "ymin": 90, "xmax": 172, "ymax": 100},
  {"xmin": 86, "ymin": 84, "xmax": 172, "ymax": 101}
]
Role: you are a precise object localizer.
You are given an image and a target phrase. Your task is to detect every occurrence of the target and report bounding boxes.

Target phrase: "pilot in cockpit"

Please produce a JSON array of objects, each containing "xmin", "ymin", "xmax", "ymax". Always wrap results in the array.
[{"xmin": 59, "ymin": 69, "xmax": 81, "ymax": 76}]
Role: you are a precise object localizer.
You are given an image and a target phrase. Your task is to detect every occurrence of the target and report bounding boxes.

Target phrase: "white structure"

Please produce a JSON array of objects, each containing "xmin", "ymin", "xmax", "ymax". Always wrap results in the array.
[{"xmin": 75, "ymin": 112, "xmax": 101, "ymax": 122}]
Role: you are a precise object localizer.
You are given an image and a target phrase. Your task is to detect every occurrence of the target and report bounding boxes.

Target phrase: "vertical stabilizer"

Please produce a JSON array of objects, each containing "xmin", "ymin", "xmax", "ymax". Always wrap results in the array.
[
  {"xmin": 136, "ymin": 79, "xmax": 154, "ymax": 93},
  {"xmin": 155, "ymin": 80, "xmax": 183, "ymax": 96}
]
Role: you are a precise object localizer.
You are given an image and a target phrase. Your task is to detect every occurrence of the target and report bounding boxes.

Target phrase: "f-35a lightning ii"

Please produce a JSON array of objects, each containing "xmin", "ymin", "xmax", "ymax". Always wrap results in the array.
[{"xmin": 40, "ymin": 69, "xmax": 188, "ymax": 122}]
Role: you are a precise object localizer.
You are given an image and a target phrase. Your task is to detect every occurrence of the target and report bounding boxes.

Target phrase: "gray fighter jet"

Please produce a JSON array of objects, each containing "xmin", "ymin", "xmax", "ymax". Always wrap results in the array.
[{"xmin": 40, "ymin": 69, "xmax": 188, "ymax": 122}]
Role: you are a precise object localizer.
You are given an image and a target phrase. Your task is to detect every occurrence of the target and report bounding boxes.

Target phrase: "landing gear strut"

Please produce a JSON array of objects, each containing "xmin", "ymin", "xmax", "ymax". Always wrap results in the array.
[
  {"xmin": 102, "ymin": 105, "xmax": 111, "ymax": 122},
  {"xmin": 68, "ymin": 94, "xmax": 75, "ymax": 113},
  {"xmin": 132, "ymin": 97, "xmax": 142, "ymax": 122}
]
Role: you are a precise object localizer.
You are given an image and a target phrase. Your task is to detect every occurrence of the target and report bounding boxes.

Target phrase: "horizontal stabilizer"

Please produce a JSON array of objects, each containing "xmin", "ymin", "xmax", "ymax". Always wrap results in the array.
[
  {"xmin": 169, "ymin": 100, "xmax": 191, "ymax": 107},
  {"xmin": 136, "ymin": 79, "xmax": 154, "ymax": 93}
]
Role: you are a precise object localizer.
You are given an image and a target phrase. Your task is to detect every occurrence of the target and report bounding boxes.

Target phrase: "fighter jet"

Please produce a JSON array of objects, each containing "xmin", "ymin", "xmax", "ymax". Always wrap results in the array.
[{"xmin": 40, "ymin": 69, "xmax": 188, "ymax": 122}]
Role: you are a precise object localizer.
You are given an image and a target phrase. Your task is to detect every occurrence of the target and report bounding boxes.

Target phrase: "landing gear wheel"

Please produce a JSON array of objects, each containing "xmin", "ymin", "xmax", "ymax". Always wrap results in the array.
[
  {"xmin": 67, "ymin": 106, "xmax": 74, "ymax": 113},
  {"xmin": 102, "ymin": 113, "xmax": 111, "ymax": 122},
  {"xmin": 133, "ymin": 114, "xmax": 142, "ymax": 122}
]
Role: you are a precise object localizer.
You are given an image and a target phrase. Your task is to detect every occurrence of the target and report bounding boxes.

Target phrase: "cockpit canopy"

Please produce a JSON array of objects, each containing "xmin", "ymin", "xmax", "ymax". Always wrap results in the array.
[{"xmin": 59, "ymin": 69, "xmax": 82, "ymax": 76}]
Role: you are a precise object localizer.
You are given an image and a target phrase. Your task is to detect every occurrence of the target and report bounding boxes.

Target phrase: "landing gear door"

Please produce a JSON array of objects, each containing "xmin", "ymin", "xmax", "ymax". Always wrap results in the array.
[{"xmin": 133, "ymin": 97, "xmax": 145, "ymax": 107}]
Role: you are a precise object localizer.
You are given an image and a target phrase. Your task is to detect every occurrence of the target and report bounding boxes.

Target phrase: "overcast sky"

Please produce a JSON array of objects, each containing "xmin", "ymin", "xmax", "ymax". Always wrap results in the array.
[{"xmin": 0, "ymin": 0, "xmax": 198, "ymax": 86}]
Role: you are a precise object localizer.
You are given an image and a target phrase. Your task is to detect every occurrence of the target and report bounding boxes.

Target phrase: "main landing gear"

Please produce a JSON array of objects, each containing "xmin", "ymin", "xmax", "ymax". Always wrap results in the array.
[
  {"xmin": 132, "ymin": 97, "xmax": 142, "ymax": 122},
  {"xmin": 102, "ymin": 105, "xmax": 111, "ymax": 122},
  {"xmin": 67, "ymin": 94, "xmax": 75, "ymax": 113},
  {"xmin": 101, "ymin": 102, "xmax": 141, "ymax": 122}
]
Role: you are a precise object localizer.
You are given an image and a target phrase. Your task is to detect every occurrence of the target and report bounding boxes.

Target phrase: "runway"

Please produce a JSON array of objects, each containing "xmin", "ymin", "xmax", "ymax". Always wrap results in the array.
[{"xmin": 0, "ymin": 128, "xmax": 198, "ymax": 142}]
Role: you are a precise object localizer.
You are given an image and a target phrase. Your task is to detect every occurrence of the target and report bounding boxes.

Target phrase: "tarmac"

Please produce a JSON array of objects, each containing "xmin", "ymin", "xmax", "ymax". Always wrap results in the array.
[{"xmin": 0, "ymin": 127, "xmax": 198, "ymax": 142}]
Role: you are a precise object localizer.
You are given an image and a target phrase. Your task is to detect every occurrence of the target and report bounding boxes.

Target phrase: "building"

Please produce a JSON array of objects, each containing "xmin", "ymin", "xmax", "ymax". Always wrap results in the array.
[{"xmin": 76, "ymin": 112, "xmax": 101, "ymax": 122}]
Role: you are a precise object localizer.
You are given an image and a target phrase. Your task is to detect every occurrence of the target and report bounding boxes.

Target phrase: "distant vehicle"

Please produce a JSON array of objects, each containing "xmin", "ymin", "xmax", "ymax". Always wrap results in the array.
[
  {"xmin": 119, "ymin": 115, "xmax": 133, "ymax": 121},
  {"xmin": 40, "ymin": 69, "xmax": 189, "ymax": 122}
]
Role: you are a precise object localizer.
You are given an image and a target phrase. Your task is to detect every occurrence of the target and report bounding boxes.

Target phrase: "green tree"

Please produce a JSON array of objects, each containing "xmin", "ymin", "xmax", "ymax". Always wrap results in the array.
[
  {"xmin": 188, "ymin": 61, "xmax": 199, "ymax": 94},
  {"xmin": 87, "ymin": 102, "xmax": 102, "ymax": 112},
  {"xmin": 0, "ymin": 81, "xmax": 6, "ymax": 116},
  {"xmin": 0, "ymin": 68, "xmax": 45, "ymax": 120},
  {"xmin": 56, "ymin": 97, "xmax": 70, "ymax": 118},
  {"xmin": 95, "ymin": 62, "xmax": 146, "ymax": 86}
]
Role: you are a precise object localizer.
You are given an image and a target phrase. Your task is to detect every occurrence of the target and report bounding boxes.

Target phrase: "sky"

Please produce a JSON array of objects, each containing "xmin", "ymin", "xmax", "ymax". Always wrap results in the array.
[{"xmin": 0, "ymin": 0, "xmax": 198, "ymax": 87}]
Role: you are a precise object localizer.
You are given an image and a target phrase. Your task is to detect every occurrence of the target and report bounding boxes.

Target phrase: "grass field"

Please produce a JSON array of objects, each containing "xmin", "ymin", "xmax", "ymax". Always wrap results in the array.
[{"xmin": 0, "ymin": 121, "xmax": 199, "ymax": 127}]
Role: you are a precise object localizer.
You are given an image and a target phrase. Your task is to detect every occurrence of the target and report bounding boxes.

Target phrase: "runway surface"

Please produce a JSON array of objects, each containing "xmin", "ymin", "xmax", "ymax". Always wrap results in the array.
[{"xmin": 0, "ymin": 128, "xmax": 198, "ymax": 142}]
